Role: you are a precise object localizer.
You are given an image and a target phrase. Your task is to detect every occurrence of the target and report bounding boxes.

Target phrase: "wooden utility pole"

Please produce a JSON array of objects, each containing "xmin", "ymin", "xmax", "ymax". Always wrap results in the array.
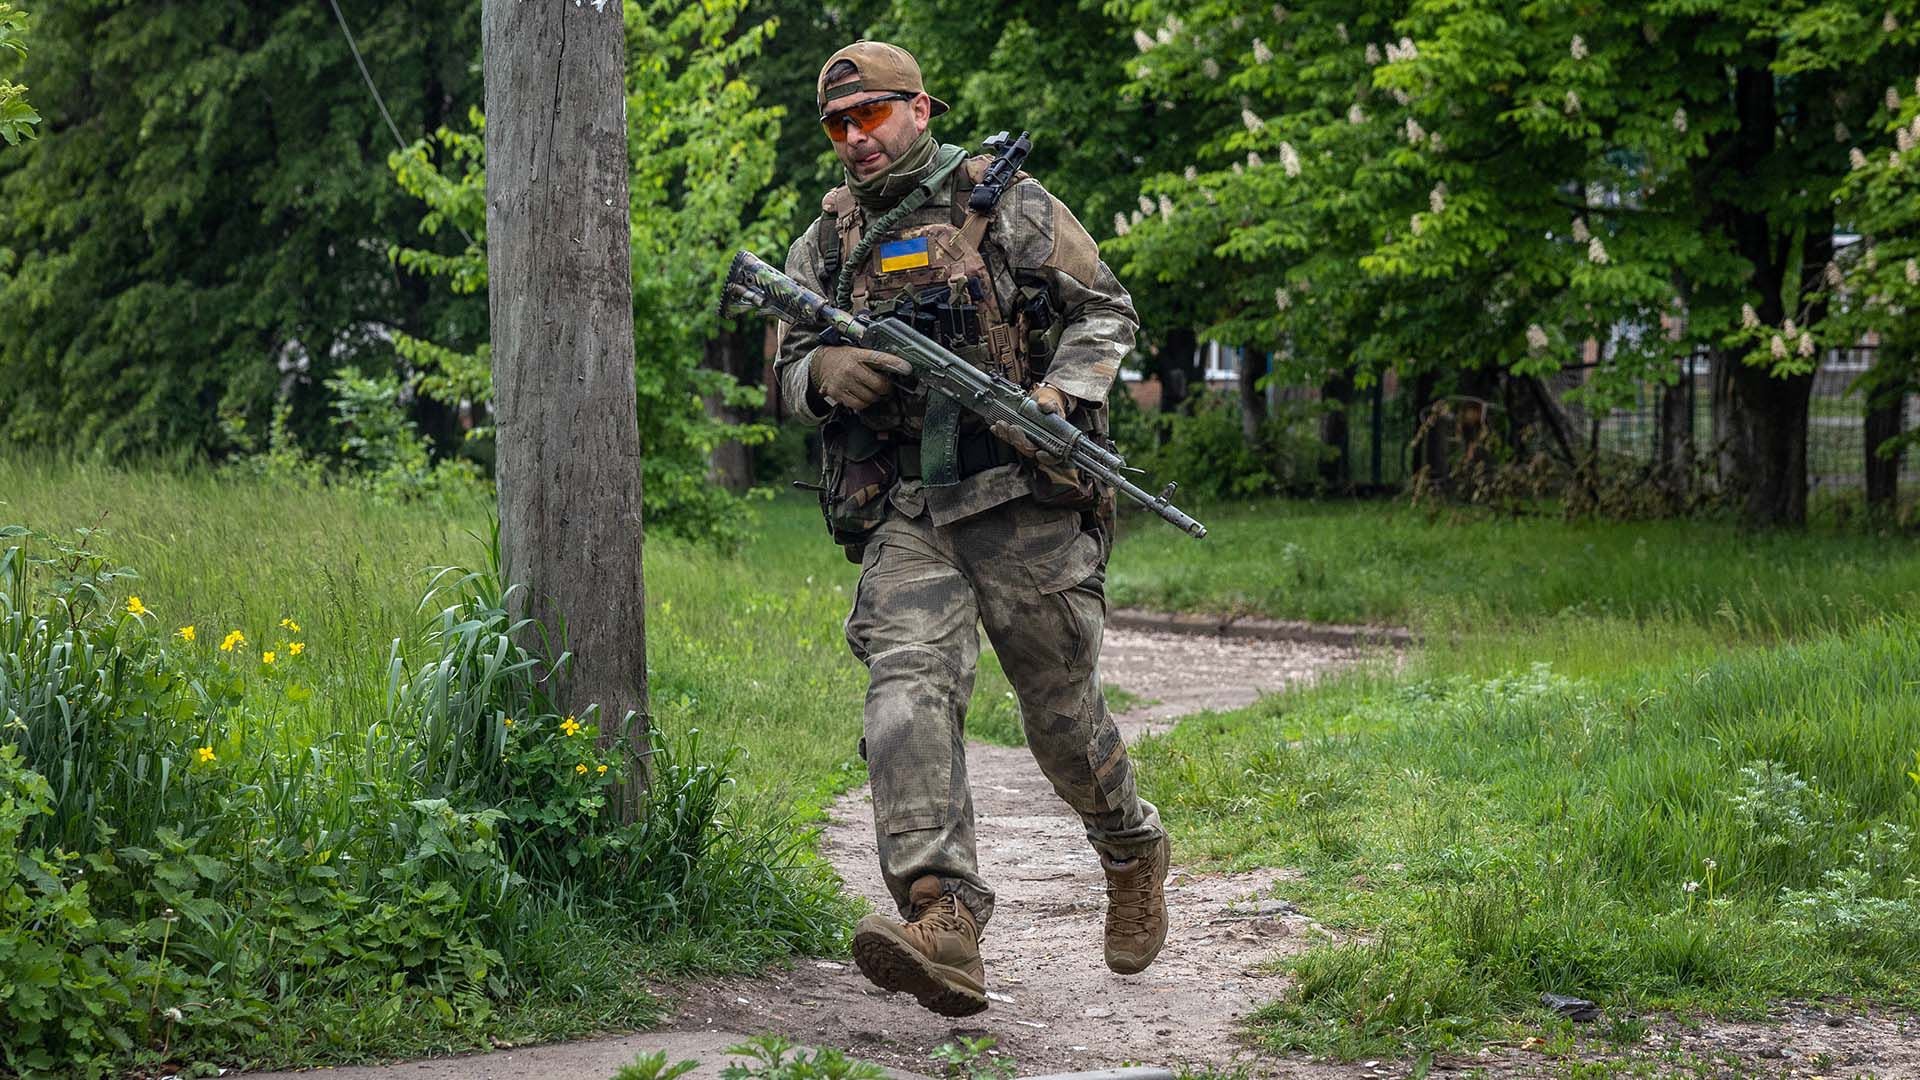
[{"xmin": 482, "ymin": 0, "xmax": 650, "ymax": 812}]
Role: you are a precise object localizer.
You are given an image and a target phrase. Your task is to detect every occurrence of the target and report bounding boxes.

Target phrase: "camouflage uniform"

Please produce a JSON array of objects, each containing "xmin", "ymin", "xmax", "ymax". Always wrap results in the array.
[{"xmin": 775, "ymin": 151, "xmax": 1165, "ymax": 930}]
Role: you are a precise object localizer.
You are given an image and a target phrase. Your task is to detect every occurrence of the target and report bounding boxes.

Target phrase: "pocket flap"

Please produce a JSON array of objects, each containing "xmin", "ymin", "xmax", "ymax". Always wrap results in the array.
[{"xmin": 1025, "ymin": 528, "xmax": 1102, "ymax": 595}]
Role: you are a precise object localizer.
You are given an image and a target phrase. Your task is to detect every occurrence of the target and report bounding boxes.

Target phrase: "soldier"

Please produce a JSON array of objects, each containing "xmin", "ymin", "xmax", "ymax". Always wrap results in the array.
[{"xmin": 773, "ymin": 41, "xmax": 1169, "ymax": 1018}]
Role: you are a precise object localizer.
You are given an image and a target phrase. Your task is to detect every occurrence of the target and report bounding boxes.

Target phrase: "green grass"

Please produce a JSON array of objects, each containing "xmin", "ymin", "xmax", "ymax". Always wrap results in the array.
[
  {"xmin": 11, "ymin": 462, "xmax": 1920, "ymax": 1069},
  {"xmin": 1133, "ymin": 617, "xmax": 1920, "ymax": 1058},
  {"xmin": 1109, "ymin": 499, "xmax": 1920, "ymax": 645}
]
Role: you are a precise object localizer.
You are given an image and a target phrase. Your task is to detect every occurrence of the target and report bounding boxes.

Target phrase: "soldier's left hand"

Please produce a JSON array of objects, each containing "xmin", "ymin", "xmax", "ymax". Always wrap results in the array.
[{"xmin": 990, "ymin": 384, "xmax": 1074, "ymax": 465}]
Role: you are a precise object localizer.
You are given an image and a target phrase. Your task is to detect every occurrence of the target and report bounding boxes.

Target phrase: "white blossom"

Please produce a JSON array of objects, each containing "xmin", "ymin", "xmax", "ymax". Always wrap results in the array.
[
  {"xmin": 1133, "ymin": 29, "xmax": 1156, "ymax": 53},
  {"xmin": 1784, "ymin": 318, "xmax": 1798, "ymax": 336},
  {"xmin": 1156, "ymin": 27, "xmax": 1173, "ymax": 45},
  {"xmin": 1242, "ymin": 108, "xmax": 1266, "ymax": 132},
  {"xmin": 1232, "ymin": 161, "xmax": 1244, "ymax": 175},
  {"xmin": 1889, "ymin": 86, "xmax": 1904, "ymax": 112},
  {"xmin": 1572, "ymin": 217, "xmax": 1591, "ymax": 243},
  {"xmin": 1826, "ymin": 262, "xmax": 1845, "ymax": 289},
  {"xmin": 164, "ymin": 1006, "xmax": 185, "ymax": 1023},
  {"xmin": 1835, "ymin": 121, "xmax": 1852, "ymax": 144},
  {"xmin": 1570, "ymin": 34, "xmax": 1588, "ymax": 60},
  {"xmin": 1908, "ymin": 258, "xmax": 1920, "ymax": 285},
  {"xmin": 1398, "ymin": 36, "xmax": 1416, "ymax": 59},
  {"xmin": 1885, "ymin": 10, "xmax": 1900, "ymax": 32},
  {"xmin": 1908, "ymin": 114, "xmax": 1920, "ymax": 144},
  {"xmin": 1139, "ymin": 194, "xmax": 1156, "ymax": 215},
  {"xmin": 1158, "ymin": 193, "xmax": 1175, "ymax": 221},
  {"xmin": 1273, "ymin": 3, "xmax": 1288, "ymax": 22},
  {"xmin": 1135, "ymin": 64, "xmax": 1152, "ymax": 80},
  {"xmin": 1247, "ymin": 151, "xmax": 1265, "ymax": 169},
  {"xmin": 1852, "ymin": 147, "xmax": 1870, "ymax": 170},
  {"xmin": 1898, "ymin": 126, "xmax": 1913, "ymax": 154},
  {"xmin": 1798, "ymin": 332, "xmax": 1816, "ymax": 357},
  {"xmin": 1429, "ymin": 132, "xmax": 1447, "ymax": 154},
  {"xmin": 1336, "ymin": 22, "xmax": 1350, "ymax": 44},
  {"xmin": 1673, "ymin": 107, "xmax": 1689, "ymax": 133},
  {"xmin": 1410, "ymin": 213, "xmax": 1424, "ymax": 236},
  {"xmin": 1587, "ymin": 236, "xmax": 1609, "ymax": 264},
  {"xmin": 1527, "ymin": 324, "xmax": 1550, "ymax": 351},
  {"xmin": 1392, "ymin": 87, "xmax": 1411, "ymax": 106},
  {"xmin": 1366, "ymin": 42, "xmax": 1382, "ymax": 65},
  {"xmin": 1348, "ymin": 103, "xmax": 1367, "ymax": 125},
  {"xmin": 1914, "ymin": 75, "xmax": 1920, "ymax": 96},
  {"xmin": 1253, "ymin": 38, "xmax": 1273, "ymax": 63},
  {"xmin": 1565, "ymin": 89, "xmax": 1583, "ymax": 114},
  {"xmin": 1684, "ymin": 880, "xmax": 1700, "ymax": 894},
  {"xmin": 1741, "ymin": 303, "xmax": 1760, "ymax": 329},
  {"xmin": 1279, "ymin": 141, "xmax": 1301, "ymax": 176},
  {"xmin": 1405, "ymin": 117, "xmax": 1426, "ymax": 143},
  {"xmin": 1770, "ymin": 336, "xmax": 1788, "ymax": 360},
  {"xmin": 1202, "ymin": 57, "xmax": 1222, "ymax": 80},
  {"xmin": 1275, "ymin": 286, "xmax": 1291, "ymax": 311},
  {"xmin": 1867, "ymin": 246, "xmax": 1881, "ymax": 271},
  {"xmin": 1893, "ymin": 150, "xmax": 1904, "ymax": 167},
  {"xmin": 1113, "ymin": 212, "xmax": 1129, "ymax": 236},
  {"xmin": 1429, "ymin": 182, "xmax": 1447, "ymax": 213},
  {"xmin": 1183, "ymin": 165, "xmax": 1199, "ymax": 182}
]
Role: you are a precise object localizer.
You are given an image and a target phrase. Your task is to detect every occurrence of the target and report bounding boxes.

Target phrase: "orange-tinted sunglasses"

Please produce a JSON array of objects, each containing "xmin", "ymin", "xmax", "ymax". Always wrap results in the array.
[{"xmin": 819, "ymin": 92, "xmax": 916, "ymax": 142}]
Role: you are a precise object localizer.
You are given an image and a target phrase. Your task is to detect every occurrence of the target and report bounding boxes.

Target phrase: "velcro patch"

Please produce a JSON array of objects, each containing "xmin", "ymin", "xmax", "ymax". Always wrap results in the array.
[{"xmin": 878, "ymin": 236, "xmax": 931, "ymax": 273}]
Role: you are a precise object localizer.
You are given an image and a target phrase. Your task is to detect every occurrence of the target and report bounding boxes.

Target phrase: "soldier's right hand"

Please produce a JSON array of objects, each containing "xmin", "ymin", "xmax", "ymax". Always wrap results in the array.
[{"xmin": 811, "ymin": 346, "xmax": 913, "ymax": 410}]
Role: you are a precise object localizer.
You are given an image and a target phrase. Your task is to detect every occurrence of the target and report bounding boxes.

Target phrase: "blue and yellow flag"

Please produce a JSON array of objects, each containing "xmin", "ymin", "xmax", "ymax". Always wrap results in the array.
[{"xmin": 878, "ymin": 236, "xmax": 931, "ymax": 273}]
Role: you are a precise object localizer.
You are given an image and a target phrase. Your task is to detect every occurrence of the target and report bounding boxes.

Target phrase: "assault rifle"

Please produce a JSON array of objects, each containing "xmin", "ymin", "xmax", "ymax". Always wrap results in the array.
[{"xmin": 721, "ymin": 250, "xmax": 1208, "ymax": 539}]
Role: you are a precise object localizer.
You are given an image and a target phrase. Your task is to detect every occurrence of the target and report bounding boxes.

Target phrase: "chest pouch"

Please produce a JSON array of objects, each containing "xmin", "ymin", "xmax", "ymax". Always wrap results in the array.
[{"xmin": 816, "ymin": 416, "xmax": 894, "ymax": 556}]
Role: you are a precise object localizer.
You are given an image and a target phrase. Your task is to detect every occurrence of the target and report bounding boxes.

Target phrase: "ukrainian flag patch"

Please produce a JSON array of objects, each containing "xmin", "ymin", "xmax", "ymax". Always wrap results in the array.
[{"xmin": 878, "ymin": 236, "xmax": 931, "ymax": 273}]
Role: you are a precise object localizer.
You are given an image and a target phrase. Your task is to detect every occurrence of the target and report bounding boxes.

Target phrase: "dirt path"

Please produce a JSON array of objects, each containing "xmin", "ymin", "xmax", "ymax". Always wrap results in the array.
[{"xmin": 666, "ymin": 625, "xmax": 1365, "ymax": 1077}]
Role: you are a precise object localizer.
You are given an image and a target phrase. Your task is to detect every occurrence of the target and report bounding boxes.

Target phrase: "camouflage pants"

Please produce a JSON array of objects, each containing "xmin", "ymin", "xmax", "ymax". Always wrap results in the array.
[{"xmin": 844, "ymin": 494, "xmax": 1164, "ymax": 930}]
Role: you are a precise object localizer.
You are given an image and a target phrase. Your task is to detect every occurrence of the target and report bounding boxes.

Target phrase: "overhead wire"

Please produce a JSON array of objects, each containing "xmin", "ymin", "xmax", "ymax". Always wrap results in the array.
[{"xmin": 325, "ymin": 0, "xmax": 476, "ymax": 245}]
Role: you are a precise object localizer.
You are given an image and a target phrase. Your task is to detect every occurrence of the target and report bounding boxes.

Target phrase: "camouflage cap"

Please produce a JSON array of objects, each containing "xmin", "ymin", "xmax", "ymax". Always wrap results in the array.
[{"xmin": 817, "ymin": 41, "xmax": 951, "ymax": 120}]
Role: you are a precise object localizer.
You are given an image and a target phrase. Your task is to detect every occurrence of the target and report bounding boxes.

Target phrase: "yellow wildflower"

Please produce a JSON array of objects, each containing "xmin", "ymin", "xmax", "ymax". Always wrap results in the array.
[
  {"xmin": 574, "ymin": 763, "xmax": 588, "ymax": 775},
  {"xmin": 126, "ymin": 596, "xmax": 149, "ymax": 616},
  {"xmin": 280, "ymin": 618, "xmax": 302, "ymax": 633},
  {"xmin": 262, "ymin": 651, "xmax": 277, "ymax": 665},
  {"xmin": 560, "ymin": 716, "xmax": 582, "ymax": 737},
  {"xmin": 219, "ymin": 630, "xmax": 246, "ymax": 652},
  {"xmin": 502, "ymin": 716, "xmax": 514, "ymax": 728},
  {"xmin": 596, "ymin": 764, "xmax": 608, "ymax": 775},
  {"xmin": 195, "ymin": 746, "xmax": 216, "ymax": 764},
  {"xmin": 176, "ymin": 625, "xmax": 196, "ymax": 644},
  {"xmin": 288, "ymin": 642, "xmax": 305, "ymax": 656}
]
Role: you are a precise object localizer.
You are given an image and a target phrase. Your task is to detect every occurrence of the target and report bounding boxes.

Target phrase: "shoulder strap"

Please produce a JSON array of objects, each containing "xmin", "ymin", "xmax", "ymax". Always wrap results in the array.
[
  {"xmin": 833, "ymin": 145, "xmax": 971, "ymax": 308},
  {"xmin": 820, "ymin": 186, "xmax": 859, "ymax": 290}
]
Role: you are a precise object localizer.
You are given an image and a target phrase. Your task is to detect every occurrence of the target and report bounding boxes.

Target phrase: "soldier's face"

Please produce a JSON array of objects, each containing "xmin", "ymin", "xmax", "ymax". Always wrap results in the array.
[{"xmin": 822, "ymin": 79, "xmax": 930, "ymax": 180}]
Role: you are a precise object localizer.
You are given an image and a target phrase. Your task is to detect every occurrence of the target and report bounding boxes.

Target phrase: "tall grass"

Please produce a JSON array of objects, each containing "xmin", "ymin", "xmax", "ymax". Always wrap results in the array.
[{"xmin": 1136, "ymin": 621, "xmax": 1920, "ymax": 1056}]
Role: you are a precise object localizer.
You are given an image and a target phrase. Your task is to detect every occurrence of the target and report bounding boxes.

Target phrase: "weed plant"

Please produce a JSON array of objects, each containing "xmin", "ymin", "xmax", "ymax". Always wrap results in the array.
[
  {"xmin": 1134, "ymin": 623, "xmax": 1920, "ymax": 1057},
  {"xmin": 0, "ymin": 498, "xmax": 849, "ymax": 1077}
]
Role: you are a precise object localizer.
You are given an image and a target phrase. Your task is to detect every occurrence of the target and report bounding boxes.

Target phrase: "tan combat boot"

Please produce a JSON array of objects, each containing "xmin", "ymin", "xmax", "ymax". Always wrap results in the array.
[
  {"xmin": 852, "ymin": 875, "xmax": 987, "ymax": 1017},
  {"xmin": 1101, "ymin": 833, "xmax": 1170, "ymax": 974}
]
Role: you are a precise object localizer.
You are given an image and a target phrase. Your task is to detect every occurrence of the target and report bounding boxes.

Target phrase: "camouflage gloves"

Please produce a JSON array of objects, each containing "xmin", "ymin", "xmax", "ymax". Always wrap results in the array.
[
  {"xmin": 988, "ymin": 384, "xmax": 1071, "ymax": 465},
  {"xmin": 812, "ymin": 345, "xmax": 913, "ymax": 410}
]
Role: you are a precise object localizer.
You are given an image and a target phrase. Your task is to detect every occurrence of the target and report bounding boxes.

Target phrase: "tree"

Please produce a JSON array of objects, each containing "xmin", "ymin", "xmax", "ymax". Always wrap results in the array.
[
  {"xmin": 0, "ymin": 1, "xmax": 36, "ymax": 146},
  {"xmin": 0, "ymin": 1, "xmax": 482, "ymax": 459},
  {"xmin": 483, "ymin": 0, "xmax": 649, "ymax": 808},
  {"xmin": 1108, "ymin": 0, "xmax": 1919, "ymax": 524},
  {"xmin": 390, "ymin": 0, "xmax": 789, "ymax": 546}
]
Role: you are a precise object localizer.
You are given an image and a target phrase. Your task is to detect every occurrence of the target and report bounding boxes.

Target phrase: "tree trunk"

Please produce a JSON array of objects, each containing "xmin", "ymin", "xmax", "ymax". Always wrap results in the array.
[
  {"xmin": 1157, "ymin": 327, "xmax": 1200, "ymax": 414},
  {"xmin": 1723, "ymin": 364, "xmax": 1815, "ymax": 525},
  {"xmin": 1655, "ymin": 369, "xmax": 1694, "ymax": 500},
  {"xmin": 1318, "ymin": 366, "xmax": 1353, "ymax": 493},
  {"xmin": 1238, "ymin": 346, "xmax": 1269, "ymax": 446},
  {"xmin": 483, "ymin": 0, "xmax": 650, "ymax": 810},
  {"xmin": 1865, "ymin": 352, "xmax": 1906, "ymax": 513},
  {"xmin": 703, "ymin": 325, "xmax": 755, "ymax": 492}
]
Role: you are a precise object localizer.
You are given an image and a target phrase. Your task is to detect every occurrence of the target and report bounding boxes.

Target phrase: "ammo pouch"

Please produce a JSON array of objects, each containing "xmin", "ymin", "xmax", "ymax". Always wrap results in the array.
[{"xmin": 818, "ymin": 415, "xmax": 895, "ymax": 558}]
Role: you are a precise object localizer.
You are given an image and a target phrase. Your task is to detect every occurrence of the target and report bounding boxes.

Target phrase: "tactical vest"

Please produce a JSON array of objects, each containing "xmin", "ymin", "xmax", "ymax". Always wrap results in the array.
[{"xmin": 825, "ymin": 155, "xmax": 1045, "ymax": 426}]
